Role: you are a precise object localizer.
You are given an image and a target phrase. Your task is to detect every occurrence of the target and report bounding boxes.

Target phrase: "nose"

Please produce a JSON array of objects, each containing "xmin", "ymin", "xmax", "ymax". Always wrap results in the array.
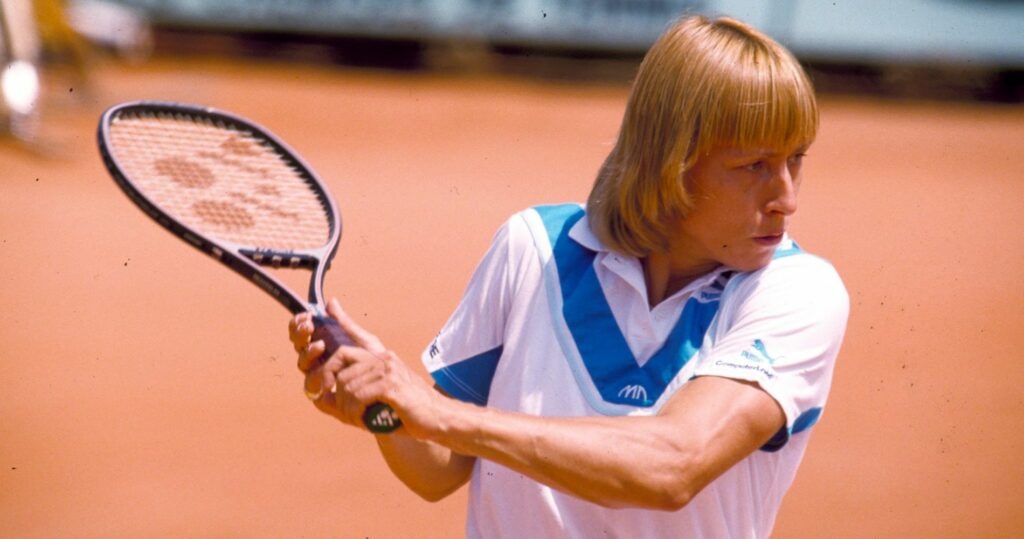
[{"xmin": 764, "ymin": 164, "xmax": 798, "ymax": 216}]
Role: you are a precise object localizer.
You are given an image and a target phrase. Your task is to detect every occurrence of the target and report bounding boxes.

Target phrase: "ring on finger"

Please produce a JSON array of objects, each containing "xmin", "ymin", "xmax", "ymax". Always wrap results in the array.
[
  {"xmin": 304, "ymin": 374, "xmax": 325, "ymax": 401},
  {"xmin": 304, "ymin": 384, "xmax": 324, "ymax": 401}
]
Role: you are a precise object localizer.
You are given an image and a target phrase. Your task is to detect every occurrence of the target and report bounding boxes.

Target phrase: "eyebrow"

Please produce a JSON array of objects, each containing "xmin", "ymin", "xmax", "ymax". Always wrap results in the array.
[{"xmin": 726, "ymin": 145, "xmax": 809, "ymax": 159}]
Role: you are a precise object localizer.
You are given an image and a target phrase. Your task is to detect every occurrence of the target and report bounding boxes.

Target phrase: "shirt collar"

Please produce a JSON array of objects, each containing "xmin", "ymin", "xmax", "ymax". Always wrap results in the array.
[
  {"xmin": 568, "ymin": 211, "xmax": 607, "ymax": 252},
  {"xmin": 568, "ymin": 210, "xmax": 732, "ymax": 298}
]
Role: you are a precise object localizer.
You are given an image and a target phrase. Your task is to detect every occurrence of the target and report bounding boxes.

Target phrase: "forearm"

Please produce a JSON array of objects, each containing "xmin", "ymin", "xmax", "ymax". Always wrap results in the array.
[
  {"xmin": 418, "ymin": 377, "xmax": 782, "ymax": 510},
  {"xmin": 375, "ymin": 433, "xmax": 474, "ymax": 502},
  {"xmin": 426, "ymin": 400, "xmax": 707, "ymax": 510}
]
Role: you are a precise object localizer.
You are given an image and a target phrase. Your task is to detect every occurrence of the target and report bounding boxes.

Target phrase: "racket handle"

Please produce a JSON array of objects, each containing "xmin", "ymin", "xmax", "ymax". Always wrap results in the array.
[
  {"xmin": 311, "ymin": 314, "xmax": 356, "ymax": 352},
  {"xmin": 311, "ymin": 315, "xmax": 403, "ymax": 434}
]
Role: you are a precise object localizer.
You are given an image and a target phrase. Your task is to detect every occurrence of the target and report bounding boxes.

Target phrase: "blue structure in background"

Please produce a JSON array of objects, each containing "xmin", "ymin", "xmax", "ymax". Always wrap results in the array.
[{"xmin": 111, "ymin": 0, "xmax": 1024, "ymax": 68}]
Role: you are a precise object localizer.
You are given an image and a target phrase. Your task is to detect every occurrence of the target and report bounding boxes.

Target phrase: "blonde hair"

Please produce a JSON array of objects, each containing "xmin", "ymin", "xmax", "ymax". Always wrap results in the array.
[{"xmin": 587, "ymin": 15, "xmax": 819, "ymax": 256}]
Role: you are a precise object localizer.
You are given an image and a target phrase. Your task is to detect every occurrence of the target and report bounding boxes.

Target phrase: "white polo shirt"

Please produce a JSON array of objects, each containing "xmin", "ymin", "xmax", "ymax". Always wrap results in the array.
[{"xmin": 422, "ymin": 204, "xmax": 849, "ymax": 539}]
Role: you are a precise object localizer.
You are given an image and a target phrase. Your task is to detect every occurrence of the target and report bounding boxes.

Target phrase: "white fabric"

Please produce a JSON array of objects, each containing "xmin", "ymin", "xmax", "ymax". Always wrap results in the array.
[{"xmin": 422, "ymin": 205, "xmax": 849, "ymax": 539}]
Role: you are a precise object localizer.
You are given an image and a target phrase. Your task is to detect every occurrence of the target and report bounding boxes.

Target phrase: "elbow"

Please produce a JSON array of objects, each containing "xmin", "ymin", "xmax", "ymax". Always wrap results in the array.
[
  {"xmin": 663, "ymin": 488, "xmax": 695, "ymax": 512},
  {"xmin": 407, "ymin": 481, "xmax": 461, "ymax": 503},
  {"xmin": 401, "ymin": 464, "xmax": 471, "ymax": 503},
  {"xmin": 641, "ymin": 453, "xmax": 706, "ymax": 511},
  {"xmin": 416, "ymin": 489, "xmax": 451, "ymax": 503},
  {"xmin": 560, "ymin": 458, "xmax": 703, "ymax": 511},
  {"xmin": 600, "ymin": 474, "xmax": 694, "ymax": 511},
  {"xmin": 647, "ymin": 480, "xmax": 696, "ymax": 512},
  {"xmin": 385, "ymin": 451, "xmax": 473, "ymax": 503}
]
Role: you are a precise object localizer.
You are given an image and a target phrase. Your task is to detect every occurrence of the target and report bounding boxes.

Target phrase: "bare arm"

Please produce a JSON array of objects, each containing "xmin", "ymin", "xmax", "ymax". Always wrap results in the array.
[
  {"xmin": 373, "ymin": 427, "xmax": 475, "ymax": 502},
  {"xmin": 333, "ymin": 339, "xmax": 784, "ymax": 509},
  {"xmin": 416, "ymin": 375, "xmax": 783, "ymax": 509},
  {"xmin": 371, "ymin": 385, "xmax": 476, "ymax": 502}
]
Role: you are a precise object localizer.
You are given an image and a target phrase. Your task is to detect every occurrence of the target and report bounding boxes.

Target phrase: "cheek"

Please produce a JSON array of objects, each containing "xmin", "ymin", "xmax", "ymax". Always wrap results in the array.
[
  {"xmin": 711, "ymin": 194, "xmax": 758, "ymax": 228},
  {"xmin": 690, "ymin": 209, "xmax": 746, "ymax": 249},
  {"xmin": 684, "ymin": 181, "xmax": 759, "ymax": 243}
]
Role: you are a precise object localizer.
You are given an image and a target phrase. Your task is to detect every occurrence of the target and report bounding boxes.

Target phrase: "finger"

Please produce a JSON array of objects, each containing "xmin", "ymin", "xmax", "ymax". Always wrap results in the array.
[
  {"xmin": 314, "ymin": 382, "xmax": 368, "ymax": 428},
  {"xmin": 336, "ymin": 345, "xmax": 393, "ymax": 378},
  {"xmin": 327, "ymin": 298, "xmax": 385, "ymax": 353},
  {"xmin": 312, "ymin": 346, "xmax": 349, "ymax": 394},
  {"xmin": 293, "ymin": 334, "xmax": 308, "ymax": 354},
  {"xmin": 314, "ymin": 390, "xmax": 339, "ymax": 415},
  {"xmin": 312, "ymin": 389, "xmax": 348, "ymax": 423},
  {"xmin": 336, "ymin": 359, "xmax": 384, "ymax": 395},
  {"xmin": 334, "ymin": 364, "xmax": 387, "ymax": 405},
  {"xmin": 351, "ymin": 377, "xmax": 391, "ymax": 405},
  {"xmin": 319, "ymin": 356, "xmax": 341, "ymax": 396},
  {"xmin": 289, "ymin": 313, "xmax": 314, "ymax": 351},
  {"xmin": 297, "ymin": 339, "xmax": 326, "ymax": 373},
  {"xmin": 303, "ymin": 369, "xmax": 325, "ymax": 401},
  {"xmin": 330, "ymin": 346, "xmax": 380, "ymax": 389},
  {"xmin": 290, "ymin": 312, "xmax": 312, "ymax": 334},
  {"xmin": 305, "ymin": 353, "xmax": 343, "ymax": 403}
]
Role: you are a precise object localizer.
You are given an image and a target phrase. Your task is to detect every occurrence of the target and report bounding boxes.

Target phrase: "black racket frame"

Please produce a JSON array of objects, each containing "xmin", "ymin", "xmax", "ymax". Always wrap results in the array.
[
  {"xmin": 98, "ymin": 100, "xmax": 401, "ymax": 433},
  {"xmin": 98, "ymin": 100, "xmax": 340, "ymax": 317}
]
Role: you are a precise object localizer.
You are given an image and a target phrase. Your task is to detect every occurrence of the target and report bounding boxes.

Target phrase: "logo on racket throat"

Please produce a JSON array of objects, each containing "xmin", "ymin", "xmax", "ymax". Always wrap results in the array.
[
  {"xmin": 249, "ymin": 247, "xmax": 309, "ymax": 268},
  {"xmin": 251, "ymin": 272, "xmax": 281, "ymax": 298}
]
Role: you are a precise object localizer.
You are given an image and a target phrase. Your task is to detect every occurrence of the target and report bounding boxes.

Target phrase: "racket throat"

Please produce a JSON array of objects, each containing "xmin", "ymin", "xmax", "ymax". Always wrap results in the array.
[
  {"xmin": 240, "ymin": 248, "xmax": 329, "ymax": 314},
  {"xmin": 242, "ymin": 248, "xmax": 318, "ymax": 269}
]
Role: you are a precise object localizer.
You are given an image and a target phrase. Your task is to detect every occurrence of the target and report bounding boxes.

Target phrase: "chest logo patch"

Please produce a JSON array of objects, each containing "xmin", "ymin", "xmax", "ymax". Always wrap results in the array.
[{"xmin": 617, "ymin": 384, "xmax": 649, "ymax": 403}]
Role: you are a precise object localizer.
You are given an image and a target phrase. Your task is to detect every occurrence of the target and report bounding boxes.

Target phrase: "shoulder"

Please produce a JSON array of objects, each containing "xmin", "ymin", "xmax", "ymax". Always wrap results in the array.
[
  {"xmin": 484, "ymin": 207, "xmax": 543, "ymax": 254},
  {"xmin": 484, "ymin": 205, "xmax": 587, "ymax": 288},
  {"xmin": 502, "ymin": 203, "xmax": 588, "ymax": 253},
  {"xmin": 515, "ymin": 203, "xmax": 586, "ymax": 233},
  {"xmin": 724, "ymin": 245, "xmax": 849, "ymax": 324}
]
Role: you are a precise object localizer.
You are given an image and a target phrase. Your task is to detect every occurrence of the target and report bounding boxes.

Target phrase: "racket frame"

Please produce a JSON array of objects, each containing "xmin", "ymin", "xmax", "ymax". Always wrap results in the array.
[
  {"xmin": 98, "ymin": 100, "xmax": 401, "ymax": 433},
  {"xmin": 97, "ymin": 100, "xmax": 340, "ymax": 317}
]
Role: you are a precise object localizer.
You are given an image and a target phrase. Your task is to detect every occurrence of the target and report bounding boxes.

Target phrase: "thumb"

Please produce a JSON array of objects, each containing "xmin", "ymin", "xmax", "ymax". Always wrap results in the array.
[{"xmin": 327, "ymin": 298, "xmax": 385, "ymax": 353}]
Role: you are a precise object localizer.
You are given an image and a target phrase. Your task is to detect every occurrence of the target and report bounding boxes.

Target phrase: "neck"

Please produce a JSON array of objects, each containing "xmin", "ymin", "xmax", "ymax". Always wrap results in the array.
[{"xmin": 642, "ymin": 251, "xmax": 719, "ymax": 308}]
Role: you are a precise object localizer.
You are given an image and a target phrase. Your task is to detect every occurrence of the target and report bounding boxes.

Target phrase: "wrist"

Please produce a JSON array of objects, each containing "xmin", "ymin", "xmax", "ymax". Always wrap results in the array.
[{"xmin": 424, "ymin": 394, "xmax": 476, "ymax": 449}]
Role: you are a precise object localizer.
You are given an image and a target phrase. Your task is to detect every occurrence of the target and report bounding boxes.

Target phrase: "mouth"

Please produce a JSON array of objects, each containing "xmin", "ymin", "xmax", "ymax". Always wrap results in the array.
[{"xmin": 752, "ymin": 234, "xmax": 784, "ymax": 246}]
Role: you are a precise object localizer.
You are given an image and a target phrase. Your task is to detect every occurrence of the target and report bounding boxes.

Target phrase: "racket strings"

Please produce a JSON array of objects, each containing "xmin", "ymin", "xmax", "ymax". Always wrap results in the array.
[{"xmin": 108, "ymin": 110, "xmax": 332, "ymax": 252}]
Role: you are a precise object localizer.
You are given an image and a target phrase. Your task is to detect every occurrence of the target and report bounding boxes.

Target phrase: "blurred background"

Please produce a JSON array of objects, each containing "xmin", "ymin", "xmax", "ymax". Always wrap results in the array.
[
  {"xmin": 3, "ymin": 0, "xmax": 1022, "ymax": 132},
  {"xmin": 2, "ymin": 0, "xmax": 1022, "ymax": 144},
  {"xmin": 1, "ymin": 1, "xmax": 1022, "ymax": 538}
]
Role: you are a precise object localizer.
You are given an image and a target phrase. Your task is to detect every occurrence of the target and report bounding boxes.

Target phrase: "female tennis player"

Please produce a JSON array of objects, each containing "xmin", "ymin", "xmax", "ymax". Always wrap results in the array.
[{"xmin": 291, "ymin": 14, "xmax": 848, "ymax": 538}]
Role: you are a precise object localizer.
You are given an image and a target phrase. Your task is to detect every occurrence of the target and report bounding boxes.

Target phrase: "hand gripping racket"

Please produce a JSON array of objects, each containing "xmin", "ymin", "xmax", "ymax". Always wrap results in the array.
[{"xmin": 97, "ymin": 100, "xmax": 401, "ymax": 433}]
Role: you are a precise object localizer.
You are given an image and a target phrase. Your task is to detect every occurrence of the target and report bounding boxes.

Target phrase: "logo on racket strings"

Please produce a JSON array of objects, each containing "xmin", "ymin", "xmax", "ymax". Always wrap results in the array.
[{"xmin": 151, "ymin": 134, "xmax": 305, "ymax": 232}]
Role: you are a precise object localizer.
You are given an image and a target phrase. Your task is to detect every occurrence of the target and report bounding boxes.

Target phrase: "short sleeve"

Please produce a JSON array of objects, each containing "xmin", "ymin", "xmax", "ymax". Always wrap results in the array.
[
  {"xmin": 691, "ymin": 254, "xmax": 850, "ymax": 451},
  {"xmin": 421, "ymin": 214, "xmax": 526, "ymax": 405}
]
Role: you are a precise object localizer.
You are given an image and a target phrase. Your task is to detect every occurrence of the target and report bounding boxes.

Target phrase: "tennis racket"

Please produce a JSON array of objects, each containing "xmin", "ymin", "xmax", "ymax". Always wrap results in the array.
[{"xmin": 97, "ymin": 100, "xmax": 400, "ymax": 433}]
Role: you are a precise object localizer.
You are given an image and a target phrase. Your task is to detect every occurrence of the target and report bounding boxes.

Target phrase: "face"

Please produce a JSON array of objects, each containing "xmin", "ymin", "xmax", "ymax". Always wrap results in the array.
[{"xmin": 669, "ymin": 142, "xmax": 808, "ymax": 273}]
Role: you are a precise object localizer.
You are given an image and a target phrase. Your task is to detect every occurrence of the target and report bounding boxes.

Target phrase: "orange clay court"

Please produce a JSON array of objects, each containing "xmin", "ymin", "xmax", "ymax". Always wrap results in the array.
[{"xmin": 1, "ymin": 52, "xmax": 1022, "ymax": 537}]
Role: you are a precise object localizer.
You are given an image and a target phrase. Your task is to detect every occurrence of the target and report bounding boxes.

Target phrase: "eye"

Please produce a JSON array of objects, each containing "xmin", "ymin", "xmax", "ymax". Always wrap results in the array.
[
  {"xmin": 788, "ymin": 152, "xmax": 808, "ymax": 166},
  {"xmin": 744, "ymin": 160, "xmax": 767, "ymax": 172}
]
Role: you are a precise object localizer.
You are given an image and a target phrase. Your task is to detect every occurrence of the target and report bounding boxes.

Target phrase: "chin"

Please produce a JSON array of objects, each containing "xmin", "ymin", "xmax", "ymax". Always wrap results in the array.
[{"xmin": 728, "ymin": 255, "xmax": 774, "ymax": 273}]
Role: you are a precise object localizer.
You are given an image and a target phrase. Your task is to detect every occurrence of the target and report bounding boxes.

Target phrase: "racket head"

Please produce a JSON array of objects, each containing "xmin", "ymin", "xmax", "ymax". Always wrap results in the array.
[{"xmin": 97, "ymin": 100, "xmax": 341, "ymax": 315}]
